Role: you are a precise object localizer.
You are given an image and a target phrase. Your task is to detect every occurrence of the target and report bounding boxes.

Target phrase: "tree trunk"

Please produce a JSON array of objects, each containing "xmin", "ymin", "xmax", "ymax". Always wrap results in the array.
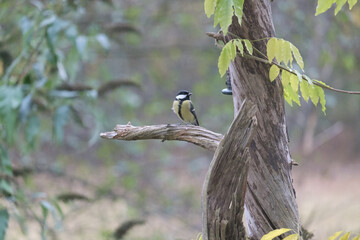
[
  {"xmin": 229, "ymin": 1, "xmax": 299, "ymax": 238},
  {"xmin": 204, "ymin": 1, "xmax": 300, "ymax": 239}
]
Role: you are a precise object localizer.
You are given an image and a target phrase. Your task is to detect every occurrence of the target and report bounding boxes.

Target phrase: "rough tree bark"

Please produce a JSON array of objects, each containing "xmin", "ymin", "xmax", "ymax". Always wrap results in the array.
[{"xmin": 224, "ymin": 1, "xmax": 300, "ymax": 239}]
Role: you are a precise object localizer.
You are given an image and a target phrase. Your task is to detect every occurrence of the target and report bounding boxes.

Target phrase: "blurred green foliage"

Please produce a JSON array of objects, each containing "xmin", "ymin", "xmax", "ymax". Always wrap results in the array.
[{"xmin": 0, "ymin": 0, "xmax": 359, "ymax": 239}]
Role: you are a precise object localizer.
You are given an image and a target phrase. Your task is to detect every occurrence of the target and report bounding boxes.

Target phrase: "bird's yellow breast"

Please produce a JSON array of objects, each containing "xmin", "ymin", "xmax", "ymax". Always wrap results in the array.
[{"xmin": 180, "ymin": 100, "xmax": 196, "ymax": 123}]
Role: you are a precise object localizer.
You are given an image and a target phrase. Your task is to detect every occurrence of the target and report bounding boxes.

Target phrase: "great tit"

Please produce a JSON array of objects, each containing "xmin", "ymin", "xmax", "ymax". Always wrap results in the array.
[{"xmin": 172, "ymin": 90, "xmax": 199, "ymax": 126}]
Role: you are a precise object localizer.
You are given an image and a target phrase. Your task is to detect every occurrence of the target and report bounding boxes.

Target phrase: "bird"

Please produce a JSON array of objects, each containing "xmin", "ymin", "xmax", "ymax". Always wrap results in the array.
[{"xmin": 172, "ymin": 90, "xmax": 199, "ymax": 126}]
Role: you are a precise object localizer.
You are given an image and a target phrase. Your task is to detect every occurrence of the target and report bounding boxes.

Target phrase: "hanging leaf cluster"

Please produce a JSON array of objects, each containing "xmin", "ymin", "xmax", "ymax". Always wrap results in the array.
[
  {"xmin": 315, "ymin": 0, "xmax": 358, "ymax": 16},
  {"xmin": 218, "ymin": 38, "xmax": 253, "ymax": 76},
  {"xmin": 266, "ymin": 37, "xmax": 326, "ymax": 112},
  {"xmin": 204, "ymin": 0, "xmax": 245, "ymax": 34}
]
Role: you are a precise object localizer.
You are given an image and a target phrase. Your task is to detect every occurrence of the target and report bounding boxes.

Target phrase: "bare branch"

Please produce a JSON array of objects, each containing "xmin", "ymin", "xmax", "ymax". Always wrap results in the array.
[
  {"xmin": 56, "ymin": 79, "xmax": 140, "ymax": 97},
  {"xmin": 100, "ymin": 123, "xmax": 223, "ymax": 152},
  {"xmin": 98, "ymin": 80, "xmax": 140, "ymax": 97}
]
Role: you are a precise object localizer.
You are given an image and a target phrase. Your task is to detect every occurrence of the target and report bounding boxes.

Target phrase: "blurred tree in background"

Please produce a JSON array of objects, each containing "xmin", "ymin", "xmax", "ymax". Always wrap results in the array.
[{"xmin": 0, "ymin": 0, "xmax": 359, "ymax": 239}]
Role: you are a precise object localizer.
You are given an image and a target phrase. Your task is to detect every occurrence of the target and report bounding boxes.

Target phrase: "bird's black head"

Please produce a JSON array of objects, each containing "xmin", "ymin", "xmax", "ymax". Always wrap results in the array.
[{"xmin": 175, "ymin": 90, "xmax": 192, "ymax": 100}]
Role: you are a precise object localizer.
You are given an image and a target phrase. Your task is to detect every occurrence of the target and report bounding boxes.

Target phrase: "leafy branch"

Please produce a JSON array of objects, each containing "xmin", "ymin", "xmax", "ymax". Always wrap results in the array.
[{"xmin": 207, "ymin": 31, "xmax": 360, "ymax": 113}]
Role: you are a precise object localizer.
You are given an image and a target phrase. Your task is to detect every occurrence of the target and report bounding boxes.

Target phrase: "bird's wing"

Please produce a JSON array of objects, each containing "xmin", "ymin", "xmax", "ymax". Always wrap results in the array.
[{"xmin": 190, "ymin": 102, "xmax": 199, "ymax": 126}]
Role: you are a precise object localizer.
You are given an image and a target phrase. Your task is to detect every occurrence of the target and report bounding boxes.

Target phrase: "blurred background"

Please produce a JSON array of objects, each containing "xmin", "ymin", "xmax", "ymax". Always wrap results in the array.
[{"xmin": 0, "ymin": 0, "xmax": 359, "ymax": 239}]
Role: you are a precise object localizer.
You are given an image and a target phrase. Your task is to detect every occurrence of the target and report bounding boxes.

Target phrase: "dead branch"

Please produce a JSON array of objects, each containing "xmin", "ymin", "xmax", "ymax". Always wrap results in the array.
[
  {"xmin": 202, "ymin": 99, "xmax": 258, "ymax": 240},
  {"xmin": 100, "ymin": 123, "xmax": 223, "ymax": 152}
]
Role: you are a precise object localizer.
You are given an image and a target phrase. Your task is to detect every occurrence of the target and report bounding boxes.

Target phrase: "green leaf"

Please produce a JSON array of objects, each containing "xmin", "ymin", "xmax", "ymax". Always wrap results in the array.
[
  {"xmin": 204, "ymin": 0, "xmax": 216, "ymax": 17},
  {"xmin": 243, "ymin": 39, "xmax": 253, "ymax": 55},
  {"xmin": 261, "ymin": 228, "xmax": 292, "ymax": 240},
  {"xmin": 348, "ymin": 0, "xmax": 358, "ymax": 9},
  {"xmin": 218, "ymin": 43, "xmax": 231, "ymax": 77},
  {"xmin": 213, "ymin": 0, "xmax": 233, "ymax": 35},
  {"xmin": 300, "ymin": 80, "xmax": 310, "ymax": 102},
  {"xmin": 96, "ymin": 34, "xmax": 110, "ymax": 50},
  {"xmin": 352, "ymin": 236, "xmax": 360, "ymax": 240},
  {"xmin": 76, "ymin": 35, "xmax": 88, "ymax": 56},
  {"xmin": 335, "ymin": 0, "xmax": 348, "ymax": 15},
  {"xmin": 283, "ymin": 234, "xmax": 299, "ymax": 240},
  {"xmin": 290, "ymin": 44, "xmax": 304, "ymax": 70},
  {"xmin": 0, "ymin": 180, "xmax": 13, "ymax": 196},
  {"xmin": 339, "ymin": 232, "xmax": 351, "ymax": 240},
  {"xmin": 281, "ymin": 70, "xmax": 291, "ymax": 86},
  {"xmin": 269, "ymin": 65, "xmax": 280, "ymax": 82},
  {"xmin": 53, "ymin": 105, "xmax": 70, "ymax": 142},
  {"xmin": 234, "ymin": 39, "xmax": 244, "ymax": 56},
  {"xmin": 285, "ymin": 83, "xmax": 300, "ymax": 106},
  {"xmin": 233, "ymin": 0, "xmax": 245, "ymax": 25},
  {"xmin": 329, "ymin": 231, "xmax": 344, "ymax": 240},
  {"xmin": 309, "ymin": 85, "xmax": 319, "ymax": 106},
  {"xmin": 0, "ymin": 209, "xmax": 9, "ymax": 240},
  {"xmin": 279, "ymin": 39, "xmax": 292, "ymax": 67},
  {"xmin": 229, "ymin": 41, "xmax": 237, "ymax": 60},
  {"xmin": 290, "ymin": 74, "xmax": 299, "ymax": 92},
  {"xmin": 267, "ymin": 38, "xmax": 278, "ymax": 63},
  {"xmin": 315, "ymin": 85, "xmax": 326, "ymax": 113},
  {"xmin": 315, "ymin": 0, "xmax": 336, "ymax": 16}
]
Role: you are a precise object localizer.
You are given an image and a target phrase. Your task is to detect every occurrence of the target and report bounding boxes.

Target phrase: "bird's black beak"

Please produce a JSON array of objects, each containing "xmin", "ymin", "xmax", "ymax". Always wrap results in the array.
[{"xmin": 189, "ymin": 92, "xmax": 192, "ymax": 96}]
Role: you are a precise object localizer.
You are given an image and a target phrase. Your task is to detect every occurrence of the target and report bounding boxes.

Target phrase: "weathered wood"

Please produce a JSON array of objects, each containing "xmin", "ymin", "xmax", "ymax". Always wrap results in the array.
[
  {"xmin": 100, "ymin": 123, "xmax": 223, "ymax": 152},
  {"xmin": 202, "ymin": 100, "xmax": 258, "ymax": 240},
  {"xmin": 225, "ymin": 1, "xmax": 300, "ymax": 239}
]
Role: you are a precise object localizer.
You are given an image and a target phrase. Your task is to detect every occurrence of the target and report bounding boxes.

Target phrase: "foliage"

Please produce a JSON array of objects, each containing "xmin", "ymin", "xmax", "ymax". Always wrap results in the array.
[
  {"xmin": 0, "ymin": 0, "xmax": 125, "ymax": 238},
  {"xmin": 0, "ymin": 209, "xmax": 9, "ymax": 240},
  {"xmin": 261, "ymin": 228, "xmax": 360, "ymax": 240},
  {"xmin": 315, "ymin": 0, "xmax": 358, "ymax": 16},
  {"xmin": 204, "ymin": 0, "xmax": 244, "ymax": 34},
  {"xmin": 216, "ymin": 36, "xmax": 327, "ymax": 113}
]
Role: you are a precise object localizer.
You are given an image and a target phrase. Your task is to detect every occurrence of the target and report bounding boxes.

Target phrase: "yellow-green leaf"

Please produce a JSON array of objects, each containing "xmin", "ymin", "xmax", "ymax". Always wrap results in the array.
[
  {"xmin": 267, "ymin": 38, "xmax": 279, "ymax": 63},
  {"xmin": 285, "ymin": 83, "xmax": 300, "ymax": 106},
  {"xmin": 284, "ymin": 89, "xmax": 293, "ymax": 106},
  {"xmin": 309, "ymin": 85, "xmax": 319, "ymax": 106},
  {"xmin": 204, "ymin": 0, "xmax": 217, "ymax": 18},
  {"xmin": 290, "ymin": 73, "xmax": 299, "ymax": 92},
  {"xmin": 233, "ymin": 0, "xmax": 245, "ymax": 25},
  {"xmin": 351, "ymin": 236, "xmax": 360, "ymax": 240},
  {"xmin": 300, "ymin": 80, "xmax": 310, "ymax": 102},
  {"xmin": 290, "ymin": 44, "xmax": 304, "ymax": 70},
  {"xmin": 348, "ymin": 0, "xmax": 358, "ymax": 9},
  {"xmin": 279, "ymin": 39, "xmax": 292, "ymax": 67},
  {"xmin": 283, "ymin": 234, "xmax": 299, "ymax": 240},
  {"xmin": 315, "ymin": 0, "xmax": 337, "ymax": 16},
  {"xmin": 229, "ymin": 40, "xmax": 237, "ymax": 59},
  {"xmin": 218, "ymin": 41, "xmax": 237, "ymax": 76},
  {"xmin": 281, "ymin": 70, "xmax": 291, "ymax": 86},
  {"xmin": 234, "ymin": 39, "xmax": 244, "ymax": 56},
  {"xmin": 261, "ymin": 228, "xmax": 292, "ymax": 240},
  {"xmin": 243, "ymin": 39, "xmax": 253, "ymax": 55},
  {"xmin": 269, "ymin": 65, "xmax": 280, "ymax": 82},
  {"xmin": 315, "ymin": 85, "xmax": 326, "ymax": 113},
  {"xmin": 329, "ymin": 231, "xmax": 344, "ymax": 240},
  {"xmin": 335, "ymin": 0, "xmax": 348, "ymax": 15},
  {"xmin": 213, "ymin": 0, "xmax": 233, "ymax": 35},
  {"xmin": 339, "ymin": 232, "xmax": 351, "ymax": 240}
]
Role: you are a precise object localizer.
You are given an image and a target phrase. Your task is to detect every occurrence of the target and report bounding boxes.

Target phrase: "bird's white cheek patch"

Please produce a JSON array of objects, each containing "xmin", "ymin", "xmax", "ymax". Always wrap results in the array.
[{"xmin": 176, "ymin": 94, "xmax": 187, "ymax": 100}]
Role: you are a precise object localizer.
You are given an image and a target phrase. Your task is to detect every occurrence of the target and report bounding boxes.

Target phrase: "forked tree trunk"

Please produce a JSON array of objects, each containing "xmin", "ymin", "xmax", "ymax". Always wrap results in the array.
[{"xmin": 203, "ymin": 1, "xmax": 300, "ymax": 239}]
